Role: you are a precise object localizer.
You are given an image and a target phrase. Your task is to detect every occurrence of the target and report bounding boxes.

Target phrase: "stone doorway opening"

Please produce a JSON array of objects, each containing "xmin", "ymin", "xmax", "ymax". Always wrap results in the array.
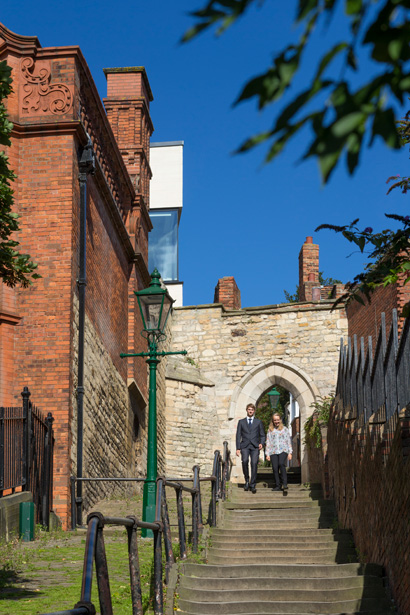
[
  {"xmin": 229, "ymin": 359, "xmax": 320, "ymax": 482},
  {"xmin": 255, "ymin": 384, "xmax": 300, "ymax": 471}
]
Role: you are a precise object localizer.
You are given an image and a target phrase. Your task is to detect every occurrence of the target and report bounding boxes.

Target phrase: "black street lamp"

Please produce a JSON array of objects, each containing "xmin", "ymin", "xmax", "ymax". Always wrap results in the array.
[{"xmin": 121, "ymin": 269, "xmax": 186, "ymax": 536}]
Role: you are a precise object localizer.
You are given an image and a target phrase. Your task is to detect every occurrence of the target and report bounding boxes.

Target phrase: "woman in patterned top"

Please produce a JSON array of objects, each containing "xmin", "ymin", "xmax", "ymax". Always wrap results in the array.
[{"xmin": 265, "ymin": 412, "xmax": 292, "ymax": 492}]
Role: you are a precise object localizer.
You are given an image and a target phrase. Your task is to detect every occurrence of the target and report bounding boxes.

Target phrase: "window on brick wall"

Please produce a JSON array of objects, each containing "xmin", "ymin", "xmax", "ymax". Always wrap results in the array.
[{"xmin": 148, "ymin": 209, "xmax": 178, "ymax": 281}]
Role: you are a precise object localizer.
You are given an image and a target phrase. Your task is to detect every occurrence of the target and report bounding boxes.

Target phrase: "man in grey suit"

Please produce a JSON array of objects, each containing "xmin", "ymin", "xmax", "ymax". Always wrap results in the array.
[{"xmin": 236, "ymin": 403, "xmax": 265, "ymax": 493}]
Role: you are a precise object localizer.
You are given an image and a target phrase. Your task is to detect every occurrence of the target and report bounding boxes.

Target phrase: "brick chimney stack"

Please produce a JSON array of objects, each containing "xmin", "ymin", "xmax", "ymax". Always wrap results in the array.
[
  {"xmin": 214, "ymin": 277, "xmax": 241, "ymax": 310},
  {"xmin": 103, "ymin": 67, "xmax": 153, "ymax": 205},
  {"xmin": 103, "ymin": 67, "xmax": 154, "ymax": 387},
  {"xmin": 299, "ymin": 236, "xmax": 319, "ymax": 301}
]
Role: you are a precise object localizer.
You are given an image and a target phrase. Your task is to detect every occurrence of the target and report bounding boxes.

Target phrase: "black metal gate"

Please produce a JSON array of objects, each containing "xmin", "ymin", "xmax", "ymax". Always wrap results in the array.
[{"xmin": 0, "ymin": 387, "xmax": 54, "ymax": 528}]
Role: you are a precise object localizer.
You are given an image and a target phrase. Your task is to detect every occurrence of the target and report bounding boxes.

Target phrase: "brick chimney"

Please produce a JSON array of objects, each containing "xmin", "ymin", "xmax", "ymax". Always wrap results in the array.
[
  {"xmin": 103, "ymin": 67, "xmax": 154, "ymax": 388},
  {"xmin": 103, "ymin": 67, "xmax": 154, "ymax": 207},
  {"xmin": 299, "ymin": 236, "xmax": 319, "ymax": 301},
  {"xmin": 214, "ymin": 277, "xmax": 241, "ymax": 310}
]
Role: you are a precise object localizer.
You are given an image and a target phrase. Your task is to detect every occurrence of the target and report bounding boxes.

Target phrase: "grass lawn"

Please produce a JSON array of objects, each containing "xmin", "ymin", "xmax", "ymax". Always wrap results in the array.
[{"xmin": 0, "ymin": 484, "xmax": 212, "ymax": 614}]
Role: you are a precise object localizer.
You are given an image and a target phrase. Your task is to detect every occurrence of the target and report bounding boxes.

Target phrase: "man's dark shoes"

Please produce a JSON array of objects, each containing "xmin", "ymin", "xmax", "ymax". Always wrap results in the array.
[
  {"xmin": 251, "ymin": 488, "xmax": 257, "ymax": 494},
  {"xmin": 244, "ymin": 482, "xmax": 249, "ymax": 491},
  {"xmin": 272, "ymin": 487, "xmax": 280, "ymax": 491},
  {"xmin": 283, "ymin": 485, "xmax": 288, "ymax": 492}
]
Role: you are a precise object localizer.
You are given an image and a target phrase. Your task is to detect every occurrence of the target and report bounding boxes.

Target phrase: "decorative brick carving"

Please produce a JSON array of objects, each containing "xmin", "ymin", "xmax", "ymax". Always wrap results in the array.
[{"xmin": 20, "ymin": 57, "xmax": 73, "ymax": 115}]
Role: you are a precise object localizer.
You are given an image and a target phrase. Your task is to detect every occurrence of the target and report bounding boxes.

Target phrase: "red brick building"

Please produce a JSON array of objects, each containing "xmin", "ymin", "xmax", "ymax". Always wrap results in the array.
[{"xmin": 0, "ymin": 23, "xmax": 155, "ymax": 528}]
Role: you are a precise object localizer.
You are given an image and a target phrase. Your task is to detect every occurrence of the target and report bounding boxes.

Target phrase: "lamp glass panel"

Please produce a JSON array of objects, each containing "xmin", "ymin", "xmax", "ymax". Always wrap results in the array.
[
  {"xmin": 160, "ymin": 294, "xmax": 173, "ymax": 332},
  {"xmin": 138, "ymin": 294, "xmax": 164, "ymax": 332}
]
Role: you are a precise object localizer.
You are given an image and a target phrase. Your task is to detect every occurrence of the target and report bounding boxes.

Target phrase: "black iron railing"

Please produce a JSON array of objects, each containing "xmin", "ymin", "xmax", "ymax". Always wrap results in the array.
[
  {"xmin": 336, "ymin": 309, "xmax": 410, "ymax": 424},
  {"xmin": 46, "ymin": 444, "xmax": 231, "ymax": 615},
  {"xmin": 0, "ymin": 387, "xmax": 54, "ymax": 528}
]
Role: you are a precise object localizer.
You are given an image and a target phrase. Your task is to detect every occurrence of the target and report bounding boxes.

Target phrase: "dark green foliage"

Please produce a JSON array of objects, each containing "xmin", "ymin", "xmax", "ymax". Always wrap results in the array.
[
  {"xmin": 256, "ymin": 385, "xmax": 290, "ymax": 430},
  {"xmin": 183, "ymin": 0, "xmax": 410, "ymax": 181},
  {"xmin": 304, "ymin": 394, "xmax": 333, "ymax": 449},
  {"xmin": 319, "ymin": 271, "xmax": 343, "ymax": 286},
  {"xmin": 0, "ymin": 60, "xmax": 39, "ymax": 287},
  {"xmin": 316, "ymin": 215, "xmax": 410, "ymax": 314},
  {"xmin": 283, "ymin": 285, "xmax": 300, "ymax": 303}
]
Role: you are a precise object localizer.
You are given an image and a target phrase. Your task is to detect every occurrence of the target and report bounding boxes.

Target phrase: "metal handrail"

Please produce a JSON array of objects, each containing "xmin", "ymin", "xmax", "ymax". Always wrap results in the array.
[{"xmin": 46, "ymin": 442, "xmax": 231, "ymax": 615}]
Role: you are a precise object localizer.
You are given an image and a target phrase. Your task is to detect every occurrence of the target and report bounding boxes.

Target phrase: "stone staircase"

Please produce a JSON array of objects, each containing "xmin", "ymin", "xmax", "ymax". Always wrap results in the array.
[{"xmin": 177, "ymin": 468, "xmax": 395, "ymax": 614}]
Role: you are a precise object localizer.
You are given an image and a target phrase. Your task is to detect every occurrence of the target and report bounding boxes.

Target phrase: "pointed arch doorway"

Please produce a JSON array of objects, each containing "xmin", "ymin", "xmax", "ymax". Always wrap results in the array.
[{"xmin": 228, "ymin": 359, "xmax": 320, "ymax": 483}]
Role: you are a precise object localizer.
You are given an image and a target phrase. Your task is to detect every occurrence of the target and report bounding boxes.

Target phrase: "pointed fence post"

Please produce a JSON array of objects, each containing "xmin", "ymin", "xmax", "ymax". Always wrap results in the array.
[{"xmin": 21, "ymin": 387, "xmax": 31, "ymax": 491}]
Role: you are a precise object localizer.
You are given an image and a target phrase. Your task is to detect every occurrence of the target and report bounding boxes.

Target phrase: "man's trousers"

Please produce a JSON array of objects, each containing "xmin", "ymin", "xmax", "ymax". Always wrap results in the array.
[{"xmin": 241, "ymin": 446, "xmax": 259, "ymax": 488}]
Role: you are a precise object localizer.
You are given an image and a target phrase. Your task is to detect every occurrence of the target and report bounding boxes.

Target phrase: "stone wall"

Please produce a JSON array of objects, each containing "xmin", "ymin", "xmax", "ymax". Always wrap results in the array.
[
  {"xmin": 71, "ymin": 296, "xmax": 139, "ymax": 511},
  {"xmin": 165, "ymin": 301, "xmax": 347, "ymax": 481}
]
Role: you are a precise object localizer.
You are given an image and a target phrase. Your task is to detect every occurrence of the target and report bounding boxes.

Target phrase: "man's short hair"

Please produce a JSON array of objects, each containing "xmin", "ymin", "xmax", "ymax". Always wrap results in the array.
[{"xmin": 246, "ymin": 403, "xmax": 255, "ymax": 410}]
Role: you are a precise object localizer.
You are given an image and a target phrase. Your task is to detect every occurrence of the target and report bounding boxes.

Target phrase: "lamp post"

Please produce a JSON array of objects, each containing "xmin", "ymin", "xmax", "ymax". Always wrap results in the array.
[
  {"xmin": 120, "ymin": 269, "xmax": 186, "ymax": 537},
  {"xmin": 268, "ymin": 387, "xmax": 280, "ymax": 412}
]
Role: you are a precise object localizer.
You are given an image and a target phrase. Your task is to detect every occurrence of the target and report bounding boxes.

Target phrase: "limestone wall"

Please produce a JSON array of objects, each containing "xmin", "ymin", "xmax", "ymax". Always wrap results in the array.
[
  {"xmin": 165, "ymin": 302, "xmax": 348, "ymax": 481},
  {"xmin": 70, "ymin": 296, "xmax": 166, "ymax": 514}
]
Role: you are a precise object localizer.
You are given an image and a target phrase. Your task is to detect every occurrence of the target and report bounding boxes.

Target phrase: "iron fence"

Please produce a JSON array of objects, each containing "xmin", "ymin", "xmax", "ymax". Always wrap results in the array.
[
  {"xmin": 0, "ymin": 387, "xmax": 54, "ymax": 528},
  {"xmin": 336, "ymin": 309, "xmax": 410, "ymax": 423},
  {"xmin": 45, "ymin": 444, "xmax": 231, "ymax": 615}
]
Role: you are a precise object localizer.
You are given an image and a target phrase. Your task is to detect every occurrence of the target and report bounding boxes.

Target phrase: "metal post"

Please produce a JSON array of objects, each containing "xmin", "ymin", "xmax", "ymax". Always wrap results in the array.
[
  {"xmin": 126, "ymin": 518, "xmax": 143, "ymax": 615},
  {"xmin": 176, "ymin": 486, "xmax": 187, "ymax": 558},
  {"xmin": 160, "ymin": 482, "xmax": 175, "ymax": 582},
  {"xmin": 94, "ymin": 523, "xmax": 113, "ymax": 615},
  {"xmin": 42, "ymin": 412, "xmax": 54, "ymax": 530},
  {"xmin": 76, "ymin": 141, "xmax": 95, "ymax": 528},
  {"xmin": 0, "ymin": 406, "xmax": 4, "ymax": 494},
  {"xmin": 153, "ymin": 528, "xmax": 163, "ymax": 615},
  {"xmin": 142, "ymin": 338, "xmax": 160, "ymax": 537},
  {"xmin": 192, "ymin": 466, "xmax": 199, "ymax": 553},
  {"xmin": 211, "ymin": 479, "xmax": 217, "ymax": 527},
  {"xmin": 71, "ymin": 476, "xmax": 77, "ymax": 531},
  {"xmin": 21, "ymin": 387, "xmax": 31, "ymax": 491}
]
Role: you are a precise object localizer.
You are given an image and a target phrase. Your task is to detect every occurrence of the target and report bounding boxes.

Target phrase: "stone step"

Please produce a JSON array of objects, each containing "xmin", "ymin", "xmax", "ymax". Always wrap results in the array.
[
  {"xmin": 223, "ymin": 522, "xmax": 336, "ymax": 530},
  {"xmin": 178, "ymin": 586, "xmax": 390, "ymax": 604},
  {"xmin": 210, "ymin": 536, "xmax": 352, "ymax": 545},
  {"xmin": 207, "ymin": 553, "xmax": 358, "ymax": 565},
  {"xmin": 228, "ymin": 497, "xmax": 322, "ymax": 504},
  {"xmin": 180, "ymin": 574, "xmax": 383, "ymax": 591},
  {"xmin": 182, "ymin": 562, "xmax": 383, "ymax": 579},
  {"xmin": 224, "ymin": 508, "xmax": 335, "ymax": 517},
  {"xmin": 177, "ymin": 597, "xmax": 393, "ymax": 614},
  {"xmin": 210, "ymin": 538, "xmax": 353, "ymax": 549},
  {"xmin": 223, "ymin": 501, "xmax": 331, "ymax": 510},
  {"xmin": 210, "ymin": 529, "xmax": 351, "ymax": 538},
  {"xmin": 208, "ymin": 545, "xmax": 357, "ymax": 557}
]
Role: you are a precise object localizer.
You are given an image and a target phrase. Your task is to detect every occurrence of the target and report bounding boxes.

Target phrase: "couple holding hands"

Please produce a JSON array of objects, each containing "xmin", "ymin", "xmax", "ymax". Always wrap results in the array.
[{"xmin": 236, "ymin": 402, "xmax": 292, "ymax": 494}]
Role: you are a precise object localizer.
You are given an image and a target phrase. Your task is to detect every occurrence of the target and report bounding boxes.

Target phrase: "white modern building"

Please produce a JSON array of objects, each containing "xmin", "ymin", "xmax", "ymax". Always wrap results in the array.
[{"xmin": 149, "ymin": 141, "xmax": 184, "ymax": 306}]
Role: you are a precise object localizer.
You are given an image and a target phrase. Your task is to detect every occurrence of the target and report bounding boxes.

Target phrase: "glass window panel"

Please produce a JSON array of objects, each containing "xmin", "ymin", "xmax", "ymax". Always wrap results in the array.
[{"xmin": 148, "ymin": 210, "xmax": 178, "ymax": 281}]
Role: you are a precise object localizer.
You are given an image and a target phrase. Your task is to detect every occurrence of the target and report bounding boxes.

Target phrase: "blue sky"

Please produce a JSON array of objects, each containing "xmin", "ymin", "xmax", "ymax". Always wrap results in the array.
[{"xmin": 2, "ymin": 1, "xmax": 409, "ymax": 307}]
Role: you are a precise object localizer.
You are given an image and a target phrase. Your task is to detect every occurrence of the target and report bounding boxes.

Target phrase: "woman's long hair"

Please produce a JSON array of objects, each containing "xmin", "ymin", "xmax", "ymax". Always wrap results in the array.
[{"xmin": 268, "ymin": 412, "xmax": 284, "ymax": 432}]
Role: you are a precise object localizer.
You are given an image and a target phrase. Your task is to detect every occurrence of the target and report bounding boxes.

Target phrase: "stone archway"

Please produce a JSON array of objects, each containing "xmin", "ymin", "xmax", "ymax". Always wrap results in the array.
[{"xmin": 228, "ymin": 359, "xmax": 320, "ymax": 483}]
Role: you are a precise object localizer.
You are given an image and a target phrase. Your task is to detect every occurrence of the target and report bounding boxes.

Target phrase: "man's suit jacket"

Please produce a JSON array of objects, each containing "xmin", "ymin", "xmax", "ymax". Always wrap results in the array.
[{"xmin": 236, "ymin": 417, "xmax": 265, "ymax": 450}]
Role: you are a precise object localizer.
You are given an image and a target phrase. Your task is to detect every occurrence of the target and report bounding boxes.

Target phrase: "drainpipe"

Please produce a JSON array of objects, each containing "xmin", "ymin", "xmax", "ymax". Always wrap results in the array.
[{"xmin": 76, "ymin": 140, "xmax": 95, "ymax": 527}]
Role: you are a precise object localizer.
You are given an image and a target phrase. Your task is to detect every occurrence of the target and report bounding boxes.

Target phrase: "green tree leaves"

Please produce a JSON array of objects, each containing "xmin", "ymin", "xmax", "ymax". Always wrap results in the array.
[
  {"xmin": 0, "ymin": 60, "xmax": 40, "ymax": 287},
  {"xmin": 316, "ymin": 214, "xmax": 410, "ymax": 311},
  {"xmin": 183, "ymin": 0, "xmax": 410, "ymax": 181}
]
